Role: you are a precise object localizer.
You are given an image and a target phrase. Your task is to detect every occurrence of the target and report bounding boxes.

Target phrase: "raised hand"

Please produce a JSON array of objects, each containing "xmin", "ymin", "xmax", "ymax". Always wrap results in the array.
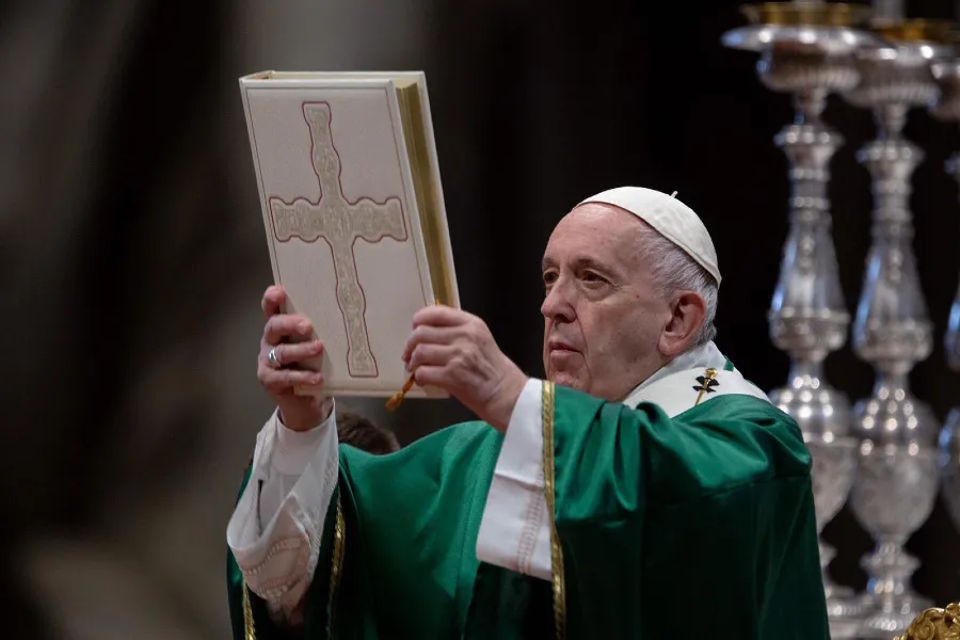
[
  {"xmin": 402, "ymin": 305, "xmax": 528, "ymax": 432},
  {"xmin": 257, "ymin": 285, "xmax": 332, "ymax": 431}
]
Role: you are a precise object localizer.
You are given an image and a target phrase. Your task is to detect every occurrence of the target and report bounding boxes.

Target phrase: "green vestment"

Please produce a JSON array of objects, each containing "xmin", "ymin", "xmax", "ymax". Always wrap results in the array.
[{"xmin": 227, "ymin": 382, "xmax": 828, "ymax": 639}]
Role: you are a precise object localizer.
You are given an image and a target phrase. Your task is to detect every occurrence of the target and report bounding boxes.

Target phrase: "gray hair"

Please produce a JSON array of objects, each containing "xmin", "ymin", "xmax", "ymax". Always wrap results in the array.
[{"xmin": 636, "ymin": 223, "xmax": 718, "ymax": 345}]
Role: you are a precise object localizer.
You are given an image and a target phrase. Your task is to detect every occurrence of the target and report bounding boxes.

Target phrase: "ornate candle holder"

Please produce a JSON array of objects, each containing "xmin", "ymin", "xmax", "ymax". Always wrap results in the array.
[
  {"xmin": 723, "ymin": 3, "xmax": 875, "ymax": 636},
  {"xmin": 842, "ymin": 20, "xmax": 952, "ymax": 638},
  {"xmin": 931, "ymin": 58, "xmax": 960, "ymax": 537}
]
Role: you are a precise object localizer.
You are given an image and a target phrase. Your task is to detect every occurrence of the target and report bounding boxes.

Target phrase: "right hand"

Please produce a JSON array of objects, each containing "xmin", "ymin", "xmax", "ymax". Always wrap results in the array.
[{"xmin": 257, "ymin": 285, "xmax": 332, "ymax": 431}]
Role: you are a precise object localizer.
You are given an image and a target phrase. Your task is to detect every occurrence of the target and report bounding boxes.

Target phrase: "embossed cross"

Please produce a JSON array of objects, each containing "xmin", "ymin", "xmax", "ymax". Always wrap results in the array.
[{"xmin": 269, "ymin": 101, "xmax": 407, "ymax": 377}]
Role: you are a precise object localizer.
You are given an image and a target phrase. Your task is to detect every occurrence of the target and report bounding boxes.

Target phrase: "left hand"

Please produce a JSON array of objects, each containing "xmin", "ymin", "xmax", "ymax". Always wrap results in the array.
[{"xmin": 402, "ymin": 305, "xmax": 528, "ymax": 431}]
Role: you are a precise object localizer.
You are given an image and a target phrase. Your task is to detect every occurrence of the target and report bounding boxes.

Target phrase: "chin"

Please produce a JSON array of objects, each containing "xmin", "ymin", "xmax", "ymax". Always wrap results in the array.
[{"xmin": 548, "ymin": 370, "xmax": 587, "ymax": 391}]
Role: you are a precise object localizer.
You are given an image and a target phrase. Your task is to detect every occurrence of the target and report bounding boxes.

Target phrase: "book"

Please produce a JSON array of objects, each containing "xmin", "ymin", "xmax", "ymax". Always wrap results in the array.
[{"xmin": 239, "ymin": 71, "xmax": 459, "ymax": 397}]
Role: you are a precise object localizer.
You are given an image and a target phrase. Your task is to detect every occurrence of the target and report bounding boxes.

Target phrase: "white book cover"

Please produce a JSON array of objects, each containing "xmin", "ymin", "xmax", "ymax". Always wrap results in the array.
[{"xmin": 240, "ymin": 71, "xmax": 459, "ymax": 397}]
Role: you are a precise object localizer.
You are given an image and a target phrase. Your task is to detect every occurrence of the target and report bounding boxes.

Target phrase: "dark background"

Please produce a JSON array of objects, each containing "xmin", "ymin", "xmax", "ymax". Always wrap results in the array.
[{"xmin": 3, "ymin": 0, "xmax": 957, "ymax": 637}]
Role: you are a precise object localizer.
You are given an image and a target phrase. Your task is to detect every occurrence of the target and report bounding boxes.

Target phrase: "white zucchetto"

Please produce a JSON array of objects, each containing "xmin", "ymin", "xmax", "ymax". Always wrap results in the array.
[{"xmin": 577, "ymin": 186, "xmax": 721, "ymax": 285}]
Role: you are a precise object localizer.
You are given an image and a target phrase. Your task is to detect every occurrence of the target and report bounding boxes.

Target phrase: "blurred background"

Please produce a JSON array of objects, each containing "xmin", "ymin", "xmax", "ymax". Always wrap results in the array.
[{"xmin": 2, "ymin": 0, "xmax": 958, "ymax": 637}]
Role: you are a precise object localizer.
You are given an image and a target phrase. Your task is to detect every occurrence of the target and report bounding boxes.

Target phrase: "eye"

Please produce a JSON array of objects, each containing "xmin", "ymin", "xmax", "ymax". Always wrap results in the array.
[
  {"xmin": 543, "ymin": 270, "xmax": 558, "ymax": 288},
  {"xmin": 581, "ymin": 270, "xmax": 607, "ymax": 286}
]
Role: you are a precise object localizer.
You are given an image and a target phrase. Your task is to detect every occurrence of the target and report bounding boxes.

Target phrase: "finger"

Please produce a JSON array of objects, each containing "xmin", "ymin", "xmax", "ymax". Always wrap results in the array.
[
  {"xmin": 259, "ymin": 367, "xmax": 324, "ymax": 391},
  {"xmin": 261, "ymin": 285, "xmax": 287, "ymax": 317},
  {"xmin": 401, "ymin": 325, "xmax": 461, "ymax": 364},
  {"xmin": 264, "ymin": 314, "xmax": 314, "ymax": 345},
  {"xmin": 412, "ymin": 365, "xmax": 449, "ymax": 391},
  {"xmin": 407, "ymin": 343, "xmax": 458, "ymax": 371},
  {"xmin": 412, "ymin": 305, "xmax": 473, "ymax": 329},
  {"xmin": 267, "ymin": 341, "xmax": 324, "ymax": 367},
  {"xmin": 293, "ymin": 383, "xmax": 326, "ymax": 397}
]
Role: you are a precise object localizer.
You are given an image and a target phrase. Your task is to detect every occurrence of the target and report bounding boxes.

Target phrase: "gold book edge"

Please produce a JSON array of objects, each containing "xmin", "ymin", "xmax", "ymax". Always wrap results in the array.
[{"xmin": 395, "ymin": 80, "xmax": 457, "ymax": 308}]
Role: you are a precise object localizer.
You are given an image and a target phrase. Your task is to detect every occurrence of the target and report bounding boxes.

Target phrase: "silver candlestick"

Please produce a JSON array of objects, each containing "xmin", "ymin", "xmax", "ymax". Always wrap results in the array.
[
  {"xmin": 931, "ymin": 58, "xmax": 960, "ymax": 537},
  {"xmin": 842, "ymin": 21, "xmax": 951, "ymax": 639},
  {"xmin": 723, "ymin": 4, "xmax": 874, "ymax": 637}
]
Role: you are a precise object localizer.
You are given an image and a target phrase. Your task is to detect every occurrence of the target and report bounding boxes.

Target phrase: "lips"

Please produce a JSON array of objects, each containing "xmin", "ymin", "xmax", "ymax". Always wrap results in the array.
[{"xmin": 547, "ymin": 339, "xmax": 579, "ymax": 353}]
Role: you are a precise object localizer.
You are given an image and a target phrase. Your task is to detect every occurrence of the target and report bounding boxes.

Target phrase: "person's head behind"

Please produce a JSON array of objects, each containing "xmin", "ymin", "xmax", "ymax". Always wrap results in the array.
[
  {"xmin": 337, "ymin": 410, "xmax": 401, "ymax": 454},
  {"xmin": 541, "ymin": 191, "xmax": 719, "ymax": 402}
]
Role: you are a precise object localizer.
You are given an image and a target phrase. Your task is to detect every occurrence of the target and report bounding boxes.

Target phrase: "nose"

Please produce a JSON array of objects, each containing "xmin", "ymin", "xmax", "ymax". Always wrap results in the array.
[{"xmin": 541, "ymin": 278, "xmax": 575, "ymax": 324}]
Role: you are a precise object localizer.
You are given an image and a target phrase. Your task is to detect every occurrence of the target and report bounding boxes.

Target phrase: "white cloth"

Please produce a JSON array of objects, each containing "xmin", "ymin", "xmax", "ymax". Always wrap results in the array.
[
  {"xmin": 225, "ymin": 402, "xmax": 339, "ymax": 625},
  {"xmin": 578, "ymin": 186, "xmax": 721, "ymax": 285},
  {"xmin": 474, "ymin": 341, "xmax": 768, "ymax": 581}
]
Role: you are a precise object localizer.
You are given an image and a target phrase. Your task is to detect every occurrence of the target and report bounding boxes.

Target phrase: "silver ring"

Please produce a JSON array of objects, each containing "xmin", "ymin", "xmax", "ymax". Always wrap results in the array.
[{"xmin": 267, "ymin": 346, "xmax": 281, "ymax": 368}]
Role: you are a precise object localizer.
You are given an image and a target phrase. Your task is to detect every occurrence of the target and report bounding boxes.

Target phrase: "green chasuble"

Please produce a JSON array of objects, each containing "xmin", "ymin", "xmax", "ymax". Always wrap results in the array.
[{"xmin": 227, "ymin": 382, "xmax": 828, "ymax": 639}]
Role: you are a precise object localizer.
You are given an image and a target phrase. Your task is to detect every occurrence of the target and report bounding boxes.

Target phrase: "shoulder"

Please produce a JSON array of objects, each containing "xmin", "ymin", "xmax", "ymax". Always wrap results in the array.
[
  {"xmin": 639, "ymin": 393, "xmax": 812, "ymax": 504},
  {"xmin": 685, "ymin": 384, "xmax": 799, "ymax": 435},
  {"xmin": 678, "ymin": 392, "xmax": 810, "ymax": 477},
  {"xmin": 642, "ymin": 366, "xmax": 810, "ymax": 477}
]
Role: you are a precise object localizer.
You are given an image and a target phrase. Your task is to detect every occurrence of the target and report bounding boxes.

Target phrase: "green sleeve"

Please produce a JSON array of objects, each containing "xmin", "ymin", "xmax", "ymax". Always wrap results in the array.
[
  {"xmin": 547, "ymin": 384, "xmax": 828, "ymax": 640},
  {"xmin": 226, "ymin": 421, "xmax": 504, "ymax": 640},
  {"xmin": 331, "ymin": 421, "xmax": 502, "ymax": 638}
]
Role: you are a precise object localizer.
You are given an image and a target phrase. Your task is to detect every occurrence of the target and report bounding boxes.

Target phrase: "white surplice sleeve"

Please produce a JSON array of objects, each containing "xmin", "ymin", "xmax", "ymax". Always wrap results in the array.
[
  {"xmin": 475, "ymin": 378, "xmax": 552, "ymax": 581},
  {"xmin": 226, "ymin": 402, "xmax": 339, "ymax": 623}
]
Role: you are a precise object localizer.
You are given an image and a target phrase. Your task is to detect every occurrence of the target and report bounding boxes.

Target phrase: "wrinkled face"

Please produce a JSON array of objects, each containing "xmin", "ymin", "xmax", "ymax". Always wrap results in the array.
[{"xmin": 541, "ymin": 204, "xmax": 671, "ymax": 401}]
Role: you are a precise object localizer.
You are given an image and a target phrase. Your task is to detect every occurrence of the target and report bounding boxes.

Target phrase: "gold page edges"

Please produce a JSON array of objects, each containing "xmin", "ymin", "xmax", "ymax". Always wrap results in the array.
[{"xmin": 395, "ymin": 80, "xmax": 456, "ymax": 307}]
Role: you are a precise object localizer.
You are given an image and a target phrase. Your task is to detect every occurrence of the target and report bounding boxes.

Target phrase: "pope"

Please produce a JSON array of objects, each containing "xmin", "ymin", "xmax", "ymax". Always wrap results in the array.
[{"xmin": 226, "ymin": 187, "xmax": 829, "ymax": 639}]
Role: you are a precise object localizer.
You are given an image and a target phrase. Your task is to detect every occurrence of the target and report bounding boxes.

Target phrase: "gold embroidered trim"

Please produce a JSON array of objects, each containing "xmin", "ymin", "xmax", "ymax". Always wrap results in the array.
[
  {"xmin": 242, "ymin": 583, "xmax": 256, "ymax": 640},
  {"xmin": 541, "ymin": 380, "xmax": 566, "ymax": 640},
  {"xmin": 328, "ymin": 493, "xmax": 346, "ymax": 637}
]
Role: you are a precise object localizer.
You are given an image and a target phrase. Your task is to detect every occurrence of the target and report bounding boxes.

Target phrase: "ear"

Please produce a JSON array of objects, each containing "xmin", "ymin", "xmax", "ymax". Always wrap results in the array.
[{"xmin": 658, "ymin": 291, "xmax": 707, "ymax": 358}]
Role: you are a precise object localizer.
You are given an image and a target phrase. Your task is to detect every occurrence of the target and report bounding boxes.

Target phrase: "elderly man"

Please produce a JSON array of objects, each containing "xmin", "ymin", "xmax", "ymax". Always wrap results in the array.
[{"xmin": 226, "ymin": 187, "xmax": 828, "ymax": 639}]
